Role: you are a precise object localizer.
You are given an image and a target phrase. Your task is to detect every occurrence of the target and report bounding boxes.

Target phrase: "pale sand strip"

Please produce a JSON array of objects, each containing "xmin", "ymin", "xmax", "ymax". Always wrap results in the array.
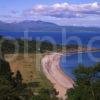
[{"xmin": 41, "ymin": 53, "xmax": 74, "ymax": 99}]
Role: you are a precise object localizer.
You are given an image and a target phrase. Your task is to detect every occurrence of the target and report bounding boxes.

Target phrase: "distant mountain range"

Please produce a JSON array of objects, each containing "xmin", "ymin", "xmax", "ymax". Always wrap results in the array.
[{"xmin": 0, "ymin": 20, "xmax": 100, "ymax": 32}]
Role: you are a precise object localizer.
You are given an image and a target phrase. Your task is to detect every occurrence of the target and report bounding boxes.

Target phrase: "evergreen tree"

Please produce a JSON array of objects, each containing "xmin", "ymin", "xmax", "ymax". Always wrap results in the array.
[
  {"xmin": 67, "ymin": 63, "xmax": 100, "ymax": 100},
  {"xmin": 0, "ymin": 58, "xmax": 32, "ymax": 100}
]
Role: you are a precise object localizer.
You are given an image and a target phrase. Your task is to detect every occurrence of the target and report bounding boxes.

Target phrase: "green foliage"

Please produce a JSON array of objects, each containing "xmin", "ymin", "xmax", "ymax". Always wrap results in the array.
[
  {"xmin": 32, "ymin": 88, "xmax": 58, "ymax": 100},
  {"xmin": 0, "ymin": 58, "xmax": 32, "ymax": 100},
  {"xmin": 67, "ymin": 63, "xmax": 100, "ymax": 100},
  {"xmin": 0, "ymin": 57, "xmax": 58, "ymax": 100},
  {"xmin": 0, "ymin": 36, "xmax": 79, "ymax": 54}
]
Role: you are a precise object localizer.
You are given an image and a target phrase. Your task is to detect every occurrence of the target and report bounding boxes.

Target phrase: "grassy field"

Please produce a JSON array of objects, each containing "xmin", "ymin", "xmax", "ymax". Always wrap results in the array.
[{"xmin": 5, "ymin": 53, "xmax": 53, "ymax": 92}]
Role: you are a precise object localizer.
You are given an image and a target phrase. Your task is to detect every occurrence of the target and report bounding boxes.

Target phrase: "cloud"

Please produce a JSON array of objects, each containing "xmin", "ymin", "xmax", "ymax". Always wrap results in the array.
[
  {"xmin": 1, "ymin": 2, "xmax": 100, "ymax": 27},
  {"xmin": 23, "ymin": 2, "xmax": 100, "ymax": 18}
]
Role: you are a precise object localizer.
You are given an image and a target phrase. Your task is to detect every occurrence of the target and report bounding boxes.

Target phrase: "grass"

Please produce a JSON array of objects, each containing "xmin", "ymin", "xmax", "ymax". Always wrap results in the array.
[{"xmin": 5, "ymin": 53, "xmax": 53, "ymax": 92}]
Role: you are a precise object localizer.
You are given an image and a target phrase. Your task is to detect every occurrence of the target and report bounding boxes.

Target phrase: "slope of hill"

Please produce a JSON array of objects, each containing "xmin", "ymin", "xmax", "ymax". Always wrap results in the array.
[
  {"xmin": 0, "ymin": 20, "xmax": 100, "ymax": 32},
  {"xmin": 0, "ymin": 20, "xmax": 61, "ymax": 32}
]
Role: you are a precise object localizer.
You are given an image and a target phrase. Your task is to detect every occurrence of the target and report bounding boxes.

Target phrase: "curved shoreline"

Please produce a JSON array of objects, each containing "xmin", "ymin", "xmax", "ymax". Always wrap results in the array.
[{"xmin": 41, "ymin": 53, "xmax": 74, "ymax": 99}]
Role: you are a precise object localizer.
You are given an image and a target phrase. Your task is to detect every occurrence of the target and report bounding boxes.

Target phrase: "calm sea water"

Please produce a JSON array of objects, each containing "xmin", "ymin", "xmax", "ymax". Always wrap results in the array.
[
  {"xmin": 60, "ymin": 52, "xmax": 100, "ymax": 79},
  {"xmin": 0, "ymin": 32, "xmax": 100, "ymax": 78}
]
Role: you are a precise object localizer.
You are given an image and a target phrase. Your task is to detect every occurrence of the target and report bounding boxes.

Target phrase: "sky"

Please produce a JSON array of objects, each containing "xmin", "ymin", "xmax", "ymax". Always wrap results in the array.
[{"xmin": 0, "ymin": 0, "xmax": 100, "ymax": 27}]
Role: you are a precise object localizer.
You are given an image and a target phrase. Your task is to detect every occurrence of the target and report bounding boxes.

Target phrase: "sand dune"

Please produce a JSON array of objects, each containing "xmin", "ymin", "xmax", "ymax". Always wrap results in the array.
[{"xmin": 41, "ymin": 53, "xmax": 74, "ymax": 99}]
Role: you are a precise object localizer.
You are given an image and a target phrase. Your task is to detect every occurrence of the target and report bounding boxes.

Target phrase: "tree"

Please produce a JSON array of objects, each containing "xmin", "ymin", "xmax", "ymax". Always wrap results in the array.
[
  {"xmin": 14, "ymin": 70, "xmax": 23, "ymax": 87},
  {"xmin": 32, "ymin": 88, "xmax": 59, "ymax": 100},
  {"xmin": 0, "ymin": 58, "xmax": 32, "ymax": 100},
  {"xmin": 67, "ymin": 63, "xmax": 100, "ymax": 100}
]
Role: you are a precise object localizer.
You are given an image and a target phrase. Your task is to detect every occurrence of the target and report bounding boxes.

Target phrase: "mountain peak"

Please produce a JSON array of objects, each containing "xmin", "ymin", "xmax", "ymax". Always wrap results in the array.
[{"xmin": 0, "ymin": 20, "xmax": 100, "ymax": 32}]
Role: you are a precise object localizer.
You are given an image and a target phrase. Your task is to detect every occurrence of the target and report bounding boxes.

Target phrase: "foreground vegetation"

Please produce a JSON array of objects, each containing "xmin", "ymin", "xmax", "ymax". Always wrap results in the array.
[
  {"xmin": 67, "ymin": 63, "xmax": 100, "ymax": 100},
  {"xmin": 0, "ymin": 57, "xmax": 59, "ymax": 100},
  {"xmin": 0, "ymin": 55, "xmax": 100, "ymax": 100}
]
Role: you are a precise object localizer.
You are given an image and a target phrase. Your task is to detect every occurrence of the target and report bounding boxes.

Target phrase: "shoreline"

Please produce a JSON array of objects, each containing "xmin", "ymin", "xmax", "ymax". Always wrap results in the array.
[
  {"xmin": 41, "ymin": 48, "xmax": 100, "ymax": 99},
  {"xmin": 41, "ymin": 53, "xmax": 74, "ymax": 99}
]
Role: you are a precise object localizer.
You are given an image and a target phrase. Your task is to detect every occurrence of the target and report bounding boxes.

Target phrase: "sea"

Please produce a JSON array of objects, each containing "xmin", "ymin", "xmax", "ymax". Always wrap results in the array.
[{"xmin": 0, "ymin": 31, "xmax": 100, "ymax": 79}]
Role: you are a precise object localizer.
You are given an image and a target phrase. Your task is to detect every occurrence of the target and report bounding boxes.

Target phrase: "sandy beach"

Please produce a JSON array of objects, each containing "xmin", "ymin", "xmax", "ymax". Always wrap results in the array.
[{"xmin": 41, "ymin": 53, "xmax": 74, "ymax": 99}]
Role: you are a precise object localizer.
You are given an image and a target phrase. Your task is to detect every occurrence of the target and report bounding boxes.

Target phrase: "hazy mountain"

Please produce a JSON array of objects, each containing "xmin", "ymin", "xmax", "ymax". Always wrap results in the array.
[
  {"xmin": 0, "ymin": 20, "xmax": 100, "ymax": 32},
  {"xmin": 0, "ymin": 20, "xmax": 61, "ymax": 32}
]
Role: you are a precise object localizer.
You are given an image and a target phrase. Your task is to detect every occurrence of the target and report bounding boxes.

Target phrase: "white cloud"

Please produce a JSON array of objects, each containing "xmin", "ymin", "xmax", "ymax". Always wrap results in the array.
[
  {"xmin": 23, "ymin": 2, "xmax": 100, "ymax": 18},
  {"xmin": 1, "ymin": 2, "xmax": 100, "ymax": 26}
]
